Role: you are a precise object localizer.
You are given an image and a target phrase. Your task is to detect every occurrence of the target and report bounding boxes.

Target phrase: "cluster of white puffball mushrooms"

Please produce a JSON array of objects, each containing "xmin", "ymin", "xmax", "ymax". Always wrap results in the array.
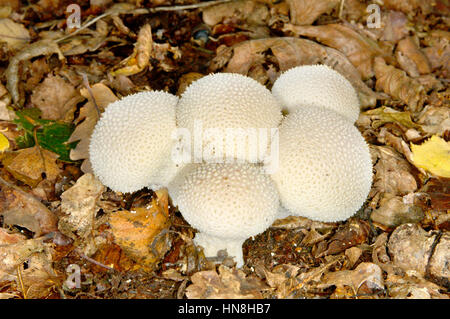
[{"xmin": 89, "ymin": 64, "xmax": 373, "ymax": 268}]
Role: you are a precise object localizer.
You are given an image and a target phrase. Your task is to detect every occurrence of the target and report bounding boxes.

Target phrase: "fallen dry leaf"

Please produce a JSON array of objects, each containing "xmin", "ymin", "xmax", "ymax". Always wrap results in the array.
[
  {"xmin": 2, "ymin": 146, "xmax": 61, "ymax": 187},
  {"xmin": 422, "ymin": 30, "xmax": 450, "ymax": 77},
  {"xmin": 186, "ymin": 264, "xmax": 268, "ymax": 299},
  {"xmin": 202, "ymin": 0, "xmax": 269, "ymax": 26},
  {"xmin": 108, "ymin": 188, "xmax": 171, "ymax": 270},
  {"xmin": 283, "ymin": 23, "xmax": 383, "ymax": 79},
  {"xmin": 395, "ymin": 36, "xmax": 431, "ymax": 77},
  {"xmin": 286, "ymin": 0, "xmax": 339, "ymax": 25},
  {"xmin": 111, "ymin": 24, "xmax": 153, "ymax": 76},
  {"xmin": 380, "ymin": 11, "xmax": 409, "ymax": 42},
  {"xmin": 67, "ymin": 83, "xmax": 118, "ymax": 171},
  {"xmin": 59, "ymin": 173, "xmax": 105, "ymax": 240},
  {"xmin": 386, "ymin": 272, "xmax": 449, "ymax": 298},
  {"xmin": 0, "ymin": 176, "xmax": 58, "ymax": 236},
  {"xmin": 374, "ymin": 57, "xmax": 425, "ymax": 113},
  {"xmin": 6, "ymin": 39, "xmax": 64, "ymax": 105},
  {"xmin": 0, "ymin": 18, "xmax": 30, "ymax": 51},
  {"xmin": 371, "ymin": 193, "xmax": 424, "ymax": 229},
  {"xmin": 383, "ymin": 0, "xmax": 433, "ymax": 15},
  {"xmin": 223, "ymin": 37, "xmax": 378, "ymax": 107},
  {"xmin": 388, "ymin": 223, "xmax": 437, "ymax": 278},
  {"xmin": 30, "ymin": 74, "xmax": 82, "ymax": 121},
  {"xmin": 315, "ymin": 219, "xmax": 370, "ymax": 257},
  {"xmin": 370, "ymin": 145, "xmax": 418, "ymax": 199},
  {"xmin": 322, "ymin": 262, "xmax": 385, "ymax": 297}
]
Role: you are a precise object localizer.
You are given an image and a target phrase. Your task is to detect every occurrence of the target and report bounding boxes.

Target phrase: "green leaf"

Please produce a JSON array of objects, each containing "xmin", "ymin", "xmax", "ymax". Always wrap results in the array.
[{"xmin": 13, "ymin": 108, "xmax": 78, "ymax": 162}]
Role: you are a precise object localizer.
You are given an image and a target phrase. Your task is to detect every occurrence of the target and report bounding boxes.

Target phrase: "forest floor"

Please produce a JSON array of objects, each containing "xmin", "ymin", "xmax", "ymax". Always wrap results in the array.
[{"xmin": 0, "ymin": 0, "xmax": 449, "ymax": 299}]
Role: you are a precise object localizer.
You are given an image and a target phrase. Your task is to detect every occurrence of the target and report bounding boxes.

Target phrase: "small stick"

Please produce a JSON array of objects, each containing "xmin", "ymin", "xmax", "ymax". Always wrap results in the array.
[{"xmin": 77, "ymin": 250, "xmax": 116, "ymax": 272}]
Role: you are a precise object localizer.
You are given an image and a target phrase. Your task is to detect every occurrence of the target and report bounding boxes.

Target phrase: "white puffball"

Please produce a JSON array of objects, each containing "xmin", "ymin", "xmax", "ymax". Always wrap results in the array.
[
  {"xmin": 89, "ymin": 91, "xmax": 179, "ymax": 193},
  {"xmin": 176, "ymin": 73, "xmax": 282, "ymax": 163},
  {"xmin": 271, "ymin": 107, "xmax": 373, "ymax": 222},
  {"xmin": 271, "ymin": 64, "xmax": 360, "ymax": 122},
  {"xmin": 169, "ymin": 163, "xmax": 279, "ymax": 267}
]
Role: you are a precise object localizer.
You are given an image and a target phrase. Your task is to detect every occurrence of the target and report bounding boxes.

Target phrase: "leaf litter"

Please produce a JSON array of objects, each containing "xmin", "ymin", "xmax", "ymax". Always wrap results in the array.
[{"xmin": 0, "ymin": 0, "xmax": 448, "ymax": 299}]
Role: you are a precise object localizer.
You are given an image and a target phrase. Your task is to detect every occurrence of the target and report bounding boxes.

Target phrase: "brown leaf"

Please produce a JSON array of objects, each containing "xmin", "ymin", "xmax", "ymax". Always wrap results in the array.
[
  {"xmin": 67, "ymin": 83, "xmax": 118, "ymax": 169},
  {"xmin": 370, "ymin": 145, "xmax": 418, "ymax": 198},
  {"xmin": 317, "ymin": 219, "xmax": 370, "ymax": 257},
  {"xmin": 374, "ymin": 57, "xmax": 425, "ymax": 113},
  {"xmin": 422, "ymin": 30, "xmax": 450, "ymax": 76},
  {"xmin": 186, "ymin": 265, "xmax": 268, "ymax": 299},
  {"xmin": 0, "ymin": 228, "xmax": 26, "ymax": 245},
  {"xmin": 0, "ymin": 18, "xmax": 30, "ymax": 51},
  {"xmin": 381, "ymin": 11, "xmax": 409, "ymax": 42},
  {"xmin": 286, "ymin": 0, "xmax": 339, "ymax": 25},
  {"xmin": 108, "ymin": 188, "xmax": 171, "ymax": 270},
  {"xmin": 59, "ymin": 173, "xmax": 105, "ymax": 240},
  {"xmin": 386, "ymin": 273, "xmax": 449, "ymax": 298},
  {"xmin": 0, "ymin": 176, "xmax": 58, "ymax": 236},
  {"xmin": 370, "ymin": 193, "xmax": 424, "ymax": 229},
  {"xmin": 383, "ymin": 0, "xmax": 433, "ymax": 15},
  {"xmin": 202, "ymin": 0, "xmax": 269, "ymax": 26},
  {"xmin": 0, "ymin": 237, "xmax": 46, "ymax": 282},
  {"xmin": 428, "ymin": 232, "xmax": 450, "ymax": 288},
  {"xmin": 224, "ymin": 37, "xmax": 378, "ymax": 107},
  {"xmin": 283, "ymin": 23, "xmax": 383, "ymax": 79},
  {"xmin": 322, "ymin": 262, "xmax": 384, "ymax": 296},
  {"xmin": 388, "ymin": 223, "xmax": 437, "ymax": 277},
  {"xmin": 2, "ymin": 146, "xmax": 61, "ymax": 187},
  {"xmin": 395, "ymin": 37, "xmax": 431, "ymax": 77},
  {"xmin": 30, "ymin": 74, "xmax": 82, "ymax": 121}
]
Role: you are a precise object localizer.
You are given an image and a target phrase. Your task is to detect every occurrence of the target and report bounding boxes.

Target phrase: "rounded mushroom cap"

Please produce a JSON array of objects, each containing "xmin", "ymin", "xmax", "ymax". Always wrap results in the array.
[
  {"xmin": 176, "ymin": 73, "xmax": 282, "ymax": 163},
  {"xmin": 271, "ymin": 64, "xmax": 360, "ymax": 122},
  {"xmin": 89, "ymin": 91, "xmax": 179, "ymax": 193},
  {"xmin": 169, "ymin": 163, "xmax": 279, "ymax": 239},
  {"xmin": 271, "ymin": 107, "xmax": 373, "ymax": 222}
]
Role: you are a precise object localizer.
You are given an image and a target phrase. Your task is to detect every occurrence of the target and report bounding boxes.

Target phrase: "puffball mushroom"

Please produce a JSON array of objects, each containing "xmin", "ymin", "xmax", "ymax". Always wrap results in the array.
[
  {"xmin": 89, "ymin": 91, "xmax": 179, "ymax": 193},
  {"xmin": 271, "ymin": 107, "xmax": 373, "ymax": 222},
  {"xmin": 169, "ymin": 163, "xmax": 279, "ymax": 267},
  {"xmin": 176, "ymin": 73, "xmax": 282, "ymax": 163},
  {"xmin": 271, "ymin": 64, "xmax": 360, "ymax": 122}
]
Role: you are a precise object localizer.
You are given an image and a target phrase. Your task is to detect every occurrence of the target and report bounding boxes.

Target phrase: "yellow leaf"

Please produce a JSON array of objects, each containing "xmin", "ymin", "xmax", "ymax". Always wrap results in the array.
[
  {"xmin": 411, "ymin": 135, "xmax": 450, "ymax": 178},
  {"xmin": 0, "ymin": 132, "xmax": 9, "ymax": 152}
]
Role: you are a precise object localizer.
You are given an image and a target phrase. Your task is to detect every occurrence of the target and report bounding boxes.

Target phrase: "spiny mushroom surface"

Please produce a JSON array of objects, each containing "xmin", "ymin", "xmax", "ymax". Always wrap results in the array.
[
  {"xmin": 89, "ymin": 91, "xmax": 179, "ymax": 193},
  {"xmin": 169, "ymin": 163, "xmax": 279, "ymax": 267},
  {"xmin": 271, "ymin": 64, "xmax": 360, "ymax": 122},
  {"xmin": 271, "ymin": 107, "xmax": 373, "ymax": 222},
  {"xmin": 176, "ymin": 73, "xmax": 282, "ymax": 163}
]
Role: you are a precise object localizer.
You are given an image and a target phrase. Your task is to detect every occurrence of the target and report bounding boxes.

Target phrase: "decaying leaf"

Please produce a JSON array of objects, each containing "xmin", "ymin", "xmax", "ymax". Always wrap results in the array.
[
  {"xmin": 428, "ymin": 232, "xmax": 450, "ymax": 288},
  {"xmin": 383, "ymin": 0, "xmax": 433, "ymax": 15},
  {"xmin": 395, "ymin": 37, "xmax": 431, "ymax": 77},
  {"xmin": 186, "ymin": 264, "xmax": 268, "ymax": 299},
  {"xmin": 0, "ymin": 176, "xmax": 58, "ymax": 236},
  {"xmin": 417, "ymin": 105, "xmax": 450, "ymax": 136},
  {"xmin": 374, "ymin": 57, "xmax": 425, "ymax": 113},
  {"xmin": 286, "ymin": 0, "xmax": 339, "ymax": 25},
  {"xmin": 370, "ymin": 145, "xmax": 418, "ymax": 198},
  {"xmin": 110, "ymin": 24, "xmax": 153, "ymax": 76},
  {"xmin": 30, "ymin": 74, "xmax": 82, "ymax": 121},
  {"xmin": 223, "ymin": 37, "xmax": 378, "ymax": 107},
  {"xmin": 0, "ymin": 18, "xmax": 30, "ymax": 50},
  {"xmin": 386, "ymin": 273, "xmax": 449, "ymax": 299},
  {"xmin": 6, "ymin": 39, "xmax": 64, "ymax": 105},
  {"xmin": 202, "ymin": 0, "xmax": 269, "ymax": 26},
  {"xmin": 362, "ymin": 106, "xmax": 421, "ymax": 130},
  {"xmin": 388, "ymin": 223, "xmax": 437, "ymax": 278},
  {"xmin": 0, "ymin": 237, "xmax": 46, "ymax": 282},
  {"xmin": 67, "ymin": 83, "xmax": 118, "ymax": 170},
  {"xmin": 321, "ymin": 262, "xmax": 385, "ymax": 297},
  {"xmin": 2, "ymin": 146, "xmax": 61, "ymax": 187},
  {"xmin": 315, "ymin": 219, "xmax": 370, "ymax": 257},
  {"xmin": 108, "ymin": 189, "xmax": 171, "ymax": 270},
  {"xmin": 422, "ymin": 30, "xmax": 450, "ymax": 76},
  {"xmin": 283, "ymin": 23, "xmax": 383, "ymax": 79},
  {"xmin": 411, "ymin": 135, "xmax": 450, "ymax": 178},
  {"xmin": 370, "ymin": 193, "xmax": 424, "ymax": 229},
  {"xmin": 59, "ymin": 173, "xmax": 105, "ymax": 240}
]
